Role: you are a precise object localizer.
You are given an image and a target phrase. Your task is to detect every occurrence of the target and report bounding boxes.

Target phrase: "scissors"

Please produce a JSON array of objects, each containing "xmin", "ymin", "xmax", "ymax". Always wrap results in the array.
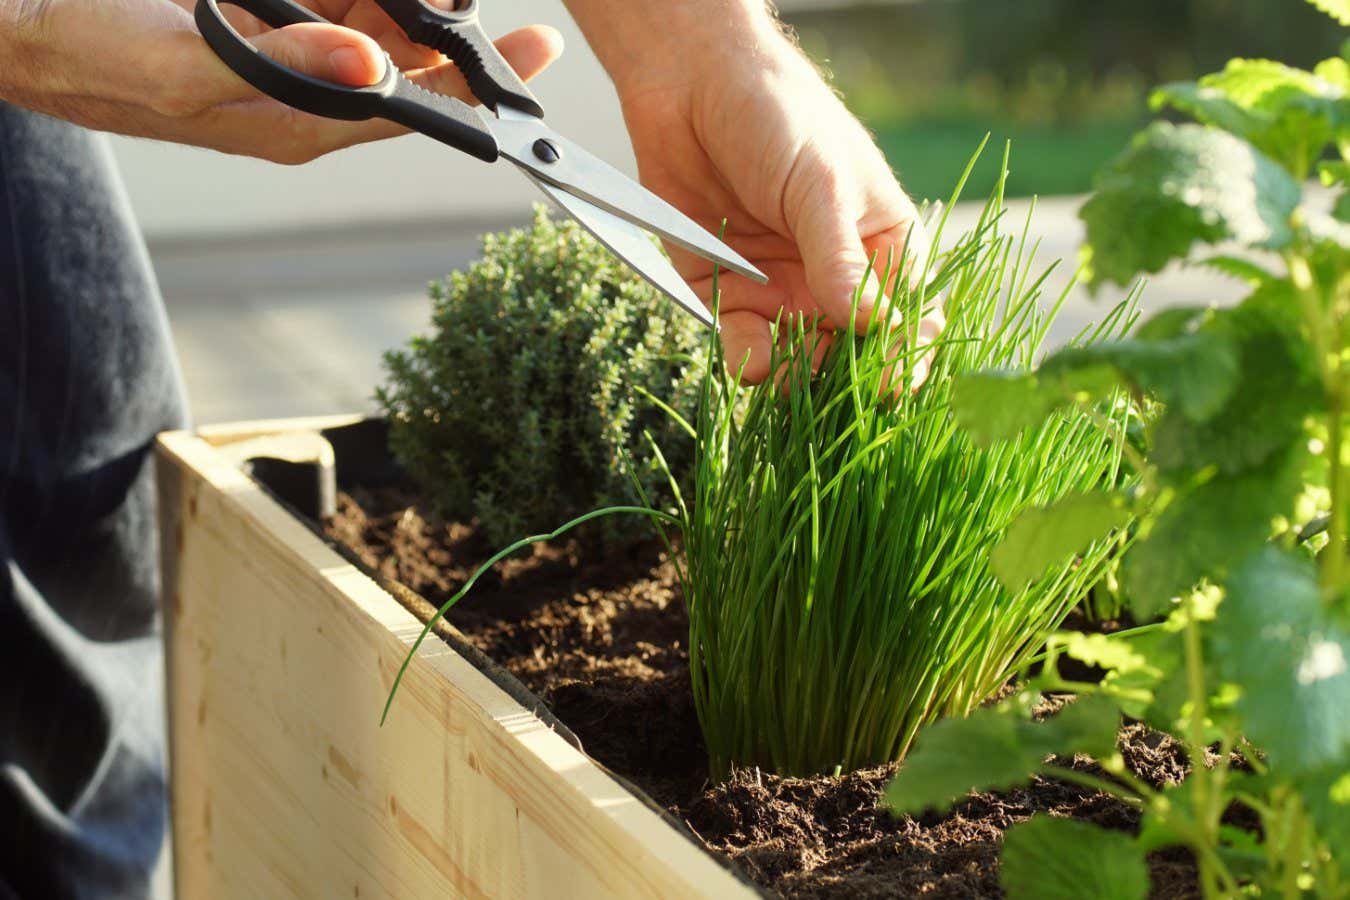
[{"xmin": 194, "ymin": 0, "xmax": 768, "ymax": 327}]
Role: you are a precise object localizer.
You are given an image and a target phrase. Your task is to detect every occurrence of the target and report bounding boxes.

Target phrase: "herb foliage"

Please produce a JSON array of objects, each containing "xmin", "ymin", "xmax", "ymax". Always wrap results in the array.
[
  {"xmin": 377, "ymin": 207, "xmax": 703, "ymax": 548},
  {"xmin": 678, "ymin": 156, "xmax": 1136, "ymax": 777},
  {"xmin": 888, "ymin": 5, "xmax": 1350, "ymax": 896}
]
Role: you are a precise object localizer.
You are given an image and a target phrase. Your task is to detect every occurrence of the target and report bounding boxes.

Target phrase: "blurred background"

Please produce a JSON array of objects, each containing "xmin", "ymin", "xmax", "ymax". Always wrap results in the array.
[
  {"xmin": 118, "ymin": 0, "xmax": 1332, "ymax": 424},
  {"xmin": 789, "ymin": 0, "xmax": 1339, "ymax": 201}
]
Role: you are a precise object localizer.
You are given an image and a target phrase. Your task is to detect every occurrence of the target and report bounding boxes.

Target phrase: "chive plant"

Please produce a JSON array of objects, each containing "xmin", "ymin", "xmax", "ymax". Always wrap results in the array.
[
  {"xmin": 676, "ymin": 163, "xmax": 1137, "ymax": 778},
  {"xmin": 385, "ymin": 152, "xmax": 1138, "ymax": 780}
]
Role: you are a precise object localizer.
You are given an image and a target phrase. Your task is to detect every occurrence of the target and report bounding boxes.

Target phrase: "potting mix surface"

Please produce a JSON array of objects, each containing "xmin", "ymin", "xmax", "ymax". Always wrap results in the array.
[{"xmin": 325, "ymin": 485, "xmax": 1201, "ymax": 899}]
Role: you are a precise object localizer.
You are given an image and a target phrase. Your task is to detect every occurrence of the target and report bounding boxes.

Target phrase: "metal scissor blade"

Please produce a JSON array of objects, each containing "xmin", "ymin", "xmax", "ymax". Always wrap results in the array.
[
  {"xmin": 492, "ymin": 107, "xmax": 767, "ymax": 286},
  {"xmin": 518, "ymin": 166, "xmax": 716, "ymax": 328}
]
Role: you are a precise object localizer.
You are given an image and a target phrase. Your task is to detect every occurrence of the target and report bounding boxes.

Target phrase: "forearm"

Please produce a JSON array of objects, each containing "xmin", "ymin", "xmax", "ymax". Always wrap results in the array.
[{"xmin": 560, "ymin": 0, "xmax": 801, "ymax": 96}]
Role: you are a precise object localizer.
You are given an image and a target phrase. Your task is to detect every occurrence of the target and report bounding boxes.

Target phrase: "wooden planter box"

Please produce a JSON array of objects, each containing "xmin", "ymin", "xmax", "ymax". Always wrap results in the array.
[{"xmin": 157, "ymin": 417, "xmax": 754, "ymax": 899}]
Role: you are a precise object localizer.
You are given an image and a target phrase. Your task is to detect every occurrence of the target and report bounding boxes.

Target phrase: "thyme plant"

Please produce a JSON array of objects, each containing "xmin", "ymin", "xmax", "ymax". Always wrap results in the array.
[
  {"xmin": 889, "ymin": 4, "xmax": 1350, "ymax": 895},
  {"xmin": 377, "ymin": 207, "xmax": 703, "ymax": 547},
  {"xmin": 678, "ymin": 163, "xmax": 1136, "ymax": 778}
]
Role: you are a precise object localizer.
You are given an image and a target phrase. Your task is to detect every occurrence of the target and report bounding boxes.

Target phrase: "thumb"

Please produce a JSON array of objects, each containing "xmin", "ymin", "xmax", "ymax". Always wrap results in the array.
[
  {"xmin": 246, "ymin": 22, "xmax": 386, "ymax": 88},
  {"xmin": 188, "ymin": 22, "xmax": 386, "ymax": 107}
]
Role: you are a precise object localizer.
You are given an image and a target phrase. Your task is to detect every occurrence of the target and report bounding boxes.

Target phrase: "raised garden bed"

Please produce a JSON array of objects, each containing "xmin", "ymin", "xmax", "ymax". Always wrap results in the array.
[
  {"xmin": 156, "ymin": 415, "xmax": 754, "ymax": 899},
  {"xmin": 158, "ymin": 415, "xmax": 1198, "ymax": 898}
]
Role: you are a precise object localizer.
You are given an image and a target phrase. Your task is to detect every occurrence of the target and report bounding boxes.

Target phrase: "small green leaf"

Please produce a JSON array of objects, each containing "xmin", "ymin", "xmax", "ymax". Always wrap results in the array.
[
  {"xmin": 1212, "ymin": 548, "xmax": 1350, "ymax": 772},
  {"xmin": 1059, "ymin": 631, "xmax": 1154, "ymax": 674},
  {"xmin": 1307, "ymin": 0, "xmax": 1350, "ymax": 25},
  {"xmin": 1197, "ymin": 255, "xmax": 1278, "ymax": 285},
  {"xmin": 992, "ymin": 492, "xmax": 1132, "ymax": 588},
  {"xmin": 1125, "ymin": 443, "xmax": 1307, "ymax": 618},
  {"xmin": 886, "ymin": 697, "xmax": 1121, "ymax": 814},
  {"xmin": 1001, "ymin": 815, "xmax": 1149, "ymax": 900},
  {"xmin": 1080, "ymin": 123, "xmax": 1303, "ymax": 287}
]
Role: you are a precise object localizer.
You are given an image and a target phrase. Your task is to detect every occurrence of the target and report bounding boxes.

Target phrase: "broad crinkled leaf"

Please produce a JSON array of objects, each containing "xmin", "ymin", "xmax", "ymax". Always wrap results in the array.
[
  {"xmin": 1212, "ymin": 547, "xmax": 1350, "ymax": 772},
  {"xmin": 952, "ymin": 364, "xmax": 1119, "ymax": 446},
  {"xmin": 1206, "ymin": 59, "xmax": 1339, "ymax": 110},
  {"xmin": 885, "ymin": 697, "xmax": 1120, "ymax": 814},
  {"xmin": 1151, "ymin": 286, "xmax": 1320, "ymax": 474},
  {"xmin": 1124, "ymin": 443, "xmax": 1307, "ymax": 618},
  {"xmin": 1154, "ymin": 59, "xmax": 1350, "ymax": 177},
  {"xmin": 951, "ymin": 371, "xmax": 1058, "ymax": 446},
  {"xmin": 992, "ymin": 492, "xmax": 1132, "ymax": 588},
  {"xmin": 1080, "ymin": 123, "xmax": 1302, "ymax": 287},
  {"xmin": 1043, "ymin": 331, "xmax": 1239, "ymax": 423},
  {"xmin": 1150, "ymin": 83, "xmax": 1267, "ymax": 145},
  {"xmin": 1307, "ymin": 0, "xmax": 1350, "ymax": 25},
  {"xmin": 1296, "ymin": 765, "xmax": 1350, "ymax": 868},
  {"xmin": 1133, "ymin": 306, "xmax": 1212, "ymax": 341},
  {"xmin": 1001, "ymin": 815, "xmax": 1149, "ymax": 900}
]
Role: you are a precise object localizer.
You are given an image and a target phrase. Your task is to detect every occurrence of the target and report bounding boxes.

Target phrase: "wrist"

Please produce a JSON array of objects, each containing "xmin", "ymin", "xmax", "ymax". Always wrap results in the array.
[{"xmin": 562, "ymin": 0, "xmax": 800, "ymax": 101}]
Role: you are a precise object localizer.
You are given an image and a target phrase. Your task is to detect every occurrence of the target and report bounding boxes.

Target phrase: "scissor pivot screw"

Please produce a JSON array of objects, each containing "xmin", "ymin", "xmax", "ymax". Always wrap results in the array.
[{"xmin": 532, "ymin": 139, "xmax": 562, "ymax": 164}]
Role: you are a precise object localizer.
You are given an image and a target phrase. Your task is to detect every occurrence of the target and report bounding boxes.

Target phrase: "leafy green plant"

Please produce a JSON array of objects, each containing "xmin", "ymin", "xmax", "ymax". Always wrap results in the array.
[
  {"xmin": 678, "ymin": 169, "xmax": 1136, "ymax": 778},
  {"xmin": 377, "ymin": 207, "xmax": 704, "ymax": 547},
  {"xmin": 889, "ymin": 5, "xmax": 1350, "ymax": 896}
]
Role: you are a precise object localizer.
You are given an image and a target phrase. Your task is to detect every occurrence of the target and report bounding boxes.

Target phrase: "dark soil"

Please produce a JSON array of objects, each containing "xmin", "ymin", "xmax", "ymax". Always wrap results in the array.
[{"xmin": 325, "ymin": 485, "xmax": 1201, "ymax": 898}]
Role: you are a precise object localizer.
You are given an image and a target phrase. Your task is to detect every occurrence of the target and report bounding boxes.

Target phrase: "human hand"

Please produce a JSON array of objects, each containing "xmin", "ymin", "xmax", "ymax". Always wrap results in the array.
[
  {"xmin": 0, "ymin": 0, "xmax": 561, "ymax": 163},
  {"xmin": 563, "ymin": 1, "xmax": 942, "ymax": 385}
]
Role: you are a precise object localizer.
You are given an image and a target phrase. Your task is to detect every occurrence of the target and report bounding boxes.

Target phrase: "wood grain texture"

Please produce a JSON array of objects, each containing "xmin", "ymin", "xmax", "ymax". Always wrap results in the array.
[{"xmin": 157, "ymin": 427, "xmax": 752, "ymax": 899}]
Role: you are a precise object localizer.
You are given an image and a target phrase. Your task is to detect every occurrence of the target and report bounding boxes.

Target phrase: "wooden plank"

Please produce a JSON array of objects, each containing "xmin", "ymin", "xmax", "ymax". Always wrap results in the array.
[
  {"xmin": 195, "ymin": 414, "xmax": 366, "ymax": 447},
  {"xmin": 157, "ymin": 429, "xmax": 751, "ymax": 899}
]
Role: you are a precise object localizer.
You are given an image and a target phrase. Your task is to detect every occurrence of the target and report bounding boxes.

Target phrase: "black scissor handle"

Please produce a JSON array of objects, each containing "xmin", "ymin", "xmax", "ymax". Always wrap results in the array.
[
  {"xmin": 374, "ymin": 0, "xmax": 544, "ymax": 118},
  {"xmin": 195, "ymin": 0, "xmax": 499, "ymax": 162}
]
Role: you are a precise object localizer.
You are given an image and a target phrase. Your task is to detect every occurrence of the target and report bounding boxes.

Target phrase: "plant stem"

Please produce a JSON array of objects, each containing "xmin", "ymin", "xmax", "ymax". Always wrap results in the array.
[
  {"xmin": 1182, "ymin": 601, "xmax": 1222, "ymax": 898},
  {"xmin": 1281, "ymin": 792, "xmax": 1306, "ymax": 900},
  {"xmin": 1038, "ymin": 765, "xmax": 1144, "ymax": 808},
  {"xmin": 1327, "ymin": 390, "xmax": 1346, "ymax": 593},
  {"xmin": 382, "ymin": 505, "xmax": 678, "ymax": 724},
  {"xmin": 1287, "ymin": 248, "xmax": 1347, "ymax": 596}
]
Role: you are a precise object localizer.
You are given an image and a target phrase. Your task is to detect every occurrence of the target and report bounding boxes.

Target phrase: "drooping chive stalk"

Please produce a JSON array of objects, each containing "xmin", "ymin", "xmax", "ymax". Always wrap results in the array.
[{"xmin": 679, "ymin": 157, "xmax": 1136, "ymax": 778}]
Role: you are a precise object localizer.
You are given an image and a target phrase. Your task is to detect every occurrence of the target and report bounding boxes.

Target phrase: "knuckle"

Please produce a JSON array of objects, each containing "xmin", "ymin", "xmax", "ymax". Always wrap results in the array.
[{"xmin": 817, "ymin": 245, "xmax": 866, "ymax": 281}]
